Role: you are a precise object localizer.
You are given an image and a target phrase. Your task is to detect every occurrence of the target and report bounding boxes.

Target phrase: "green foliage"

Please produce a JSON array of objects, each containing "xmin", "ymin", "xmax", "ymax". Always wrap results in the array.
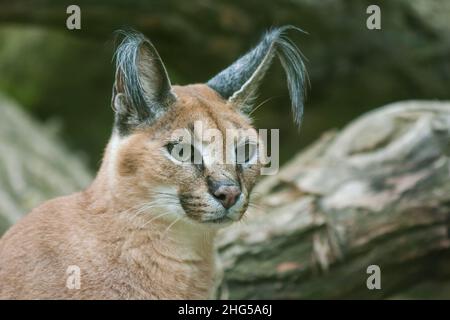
[{"xmin": 0, "ymin": 0, "xmax": 449, "ymax": 169}]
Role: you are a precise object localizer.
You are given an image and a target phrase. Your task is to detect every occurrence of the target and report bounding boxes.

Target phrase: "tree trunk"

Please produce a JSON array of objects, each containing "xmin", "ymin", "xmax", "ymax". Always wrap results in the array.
[{"xmin": 216, "ymin": 101, "xmax": 450, "ymax": 299}]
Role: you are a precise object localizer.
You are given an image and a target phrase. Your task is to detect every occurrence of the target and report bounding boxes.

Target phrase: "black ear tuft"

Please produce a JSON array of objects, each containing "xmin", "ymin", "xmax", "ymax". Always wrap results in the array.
[
  {"xmin": 207, "ymin": 26, "xmax": 308, "ymax": 127},
  {"xmin": 112, "ymin": 29, "xmax": 175, "ymax": 135}
]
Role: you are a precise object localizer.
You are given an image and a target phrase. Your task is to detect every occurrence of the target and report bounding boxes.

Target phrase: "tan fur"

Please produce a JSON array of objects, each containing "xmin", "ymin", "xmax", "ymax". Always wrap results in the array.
[{"xmin": 0, "ymin": 85, "xmax": 262, "ymax": 299}]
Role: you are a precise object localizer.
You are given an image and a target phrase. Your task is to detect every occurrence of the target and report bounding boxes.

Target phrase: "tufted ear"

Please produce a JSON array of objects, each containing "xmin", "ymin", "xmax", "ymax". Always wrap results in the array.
[
  {"xmin": 112, "ymin": 30, "xmax": 176, "ymax": 135},
  {"xmin": 207, "ymin": 26, "xmax": 308, "ymax": 127}
]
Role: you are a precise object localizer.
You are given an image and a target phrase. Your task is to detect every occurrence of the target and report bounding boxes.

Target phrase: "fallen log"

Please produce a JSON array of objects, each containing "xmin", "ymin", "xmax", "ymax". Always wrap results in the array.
[{"xmin": 216, "ymin": 101, "xmax": 450, "ymax": 299}]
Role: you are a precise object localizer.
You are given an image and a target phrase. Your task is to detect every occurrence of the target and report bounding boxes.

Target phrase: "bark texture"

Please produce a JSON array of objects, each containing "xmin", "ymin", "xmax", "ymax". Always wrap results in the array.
[{"xmin": 216, "ymin": 101, "xmax": 450, "ymax": 299}]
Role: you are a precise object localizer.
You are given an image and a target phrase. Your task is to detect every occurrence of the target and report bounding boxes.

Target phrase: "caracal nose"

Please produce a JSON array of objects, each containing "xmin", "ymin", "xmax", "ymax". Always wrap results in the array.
[{"xmin": 211, "ymin": 184, "xmax": 241, "ymax": 209}]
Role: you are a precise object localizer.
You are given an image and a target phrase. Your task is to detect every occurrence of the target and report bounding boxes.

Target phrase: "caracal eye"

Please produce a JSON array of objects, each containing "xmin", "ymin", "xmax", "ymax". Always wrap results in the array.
[
  {"xmin": 165, "ymin": 142, "xmax": 202, "ymax": 164},
  {"xmin": 236, "ymin": 141, "xmax": 257, "ymax": 165}
]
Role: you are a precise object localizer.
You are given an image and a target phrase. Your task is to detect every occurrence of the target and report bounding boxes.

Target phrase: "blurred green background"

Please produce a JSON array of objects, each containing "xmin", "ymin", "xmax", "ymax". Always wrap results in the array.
[
  {"xmin": 1, "ymin": 0, "xmax": 450, "ymax": 297},
  {"xmin": 0, "ymin": 0, "xmax": 449, "ymax": 170}
]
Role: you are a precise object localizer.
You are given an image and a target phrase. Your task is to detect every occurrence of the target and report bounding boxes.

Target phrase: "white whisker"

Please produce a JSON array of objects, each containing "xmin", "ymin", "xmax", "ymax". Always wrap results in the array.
[
  {"xmin": 140, "ymin": 211, "xmax": 172, "ymax": 228},
  {"xmin": 160, "ymin": 216, "xmax": 182, "ymax": 240}
]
